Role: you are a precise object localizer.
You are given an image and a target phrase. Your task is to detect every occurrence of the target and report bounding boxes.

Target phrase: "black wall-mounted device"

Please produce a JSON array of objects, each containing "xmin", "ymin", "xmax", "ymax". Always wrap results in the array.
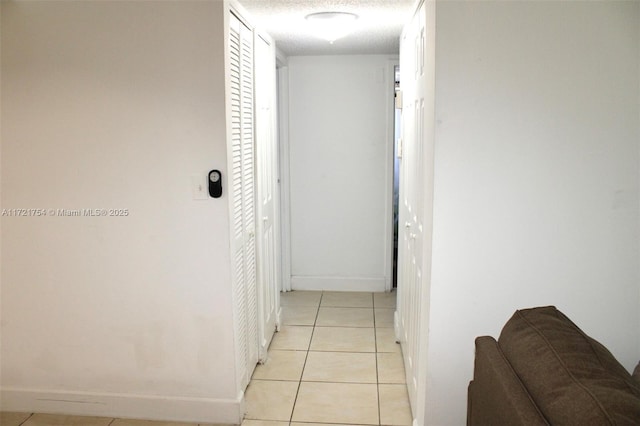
[{"xmin": 208, "ymin": 170, "xmax": 222, "ymax": 198}]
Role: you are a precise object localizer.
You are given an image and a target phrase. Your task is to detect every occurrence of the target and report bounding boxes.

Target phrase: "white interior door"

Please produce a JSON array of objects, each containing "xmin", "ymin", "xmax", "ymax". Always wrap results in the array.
[
  {"xmin": 255, "ymin": 33, "xmax": 278, "ymax": 360},
  {"xmin": 397, "ymin": 3, "xmax": 426, "ymax": 415},
  {"xmin": 228, "ymin": 11, "xmax": 259, "ymax": 390}
]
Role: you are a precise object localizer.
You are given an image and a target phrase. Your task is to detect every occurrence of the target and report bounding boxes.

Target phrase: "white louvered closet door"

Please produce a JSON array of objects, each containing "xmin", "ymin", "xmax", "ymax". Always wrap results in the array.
[{"xmin": 229, "ymin": 12, "xmax": 258, "ymax": 390}]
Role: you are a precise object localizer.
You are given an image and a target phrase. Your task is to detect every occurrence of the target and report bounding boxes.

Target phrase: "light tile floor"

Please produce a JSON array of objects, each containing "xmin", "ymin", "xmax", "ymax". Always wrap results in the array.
[
  {"xmin": 0, "ymin": 291, "xmax": 411, "ymax": 426},
  {"xmin": 244, "ymin": 290, "xmax": 412, "ymax": 426}
]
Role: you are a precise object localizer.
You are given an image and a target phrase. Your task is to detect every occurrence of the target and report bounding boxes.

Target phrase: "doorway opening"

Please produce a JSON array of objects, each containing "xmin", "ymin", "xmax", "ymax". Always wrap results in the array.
[{"xmin": 392, "ymin": 65, "xmax": 401, "ymax": 288}]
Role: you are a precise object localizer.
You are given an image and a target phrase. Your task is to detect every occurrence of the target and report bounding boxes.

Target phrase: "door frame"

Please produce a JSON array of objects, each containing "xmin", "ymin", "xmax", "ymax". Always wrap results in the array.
[
  {"xmin": 385, "ymin": 59, "xmax": 400, "ymax": 292},
  {"xmin": 277, "ymin": 57, "xmax": 397, "ymax": 294},
  {"xmin": 276, "ymin": 52, "xmax": 292, "ymax": 293}
]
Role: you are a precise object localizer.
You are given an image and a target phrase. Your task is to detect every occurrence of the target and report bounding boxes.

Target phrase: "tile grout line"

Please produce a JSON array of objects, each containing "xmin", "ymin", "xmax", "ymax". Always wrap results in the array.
[
  {"xmin": 18, "ymin": 413, "xmax": 34, "ymax": 426},
  {"xmin": 250, "ymin": 378, "xmax": 379, "ymax": 385},
  {"xmin": 288, "ymin": 291, "xmax": 323, "ymax": 424},
  {"xmin": 373, "ymin": 292, "xmax": 383, "ymax": 426}
]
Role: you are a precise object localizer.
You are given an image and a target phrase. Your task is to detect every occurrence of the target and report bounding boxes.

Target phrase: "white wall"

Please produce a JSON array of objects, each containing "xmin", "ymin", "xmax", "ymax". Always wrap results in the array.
[
  {"xmin": 426, "ymin": 1, "xmax": 640, "ymax": 424},
  {"xmin": 1, "ymin": 1, "xmax": 241, "ymax": 423},
  {"xmin": 288, "ymin": 55, "xmax": 394, "ymax": 291}
]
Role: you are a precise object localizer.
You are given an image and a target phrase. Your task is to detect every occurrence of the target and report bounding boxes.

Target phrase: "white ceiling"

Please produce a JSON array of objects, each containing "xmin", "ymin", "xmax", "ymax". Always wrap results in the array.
[{"xmin": 238, "ymin": 0, "xmax": 416, "ymax": 56}]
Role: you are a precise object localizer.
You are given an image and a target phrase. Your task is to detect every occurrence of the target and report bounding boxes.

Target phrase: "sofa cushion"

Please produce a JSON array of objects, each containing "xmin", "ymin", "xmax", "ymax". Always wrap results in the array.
[
  {"xmin": 634, "ymin": 362, "xmax": 640, "ymax": 385},
  {"xmin": 498, "ymin": 306, "xmax": 640, "ymax": 425},
  {"xmin": 469, "ymin": 336, "xmax": 549, "ymax": 425}
]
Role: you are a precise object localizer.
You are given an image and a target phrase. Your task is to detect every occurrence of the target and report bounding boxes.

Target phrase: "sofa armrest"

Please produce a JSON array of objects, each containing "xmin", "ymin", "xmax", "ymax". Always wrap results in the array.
[{"xmin": 468, "ymin": 336, "xmax": 549, "ymax": 426}]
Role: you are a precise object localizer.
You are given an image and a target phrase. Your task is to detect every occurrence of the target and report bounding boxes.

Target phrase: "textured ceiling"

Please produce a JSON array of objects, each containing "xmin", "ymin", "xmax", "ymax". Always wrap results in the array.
[{"xmin": 239, "ymin": 0, "xmax": 416, "ymax": 56}]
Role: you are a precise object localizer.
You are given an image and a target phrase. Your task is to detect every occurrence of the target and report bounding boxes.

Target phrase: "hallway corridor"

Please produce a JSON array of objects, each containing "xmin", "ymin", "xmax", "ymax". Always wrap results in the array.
[{"xmin": 243, "ymin": 290, "xmax": 412, "ymax": 426}]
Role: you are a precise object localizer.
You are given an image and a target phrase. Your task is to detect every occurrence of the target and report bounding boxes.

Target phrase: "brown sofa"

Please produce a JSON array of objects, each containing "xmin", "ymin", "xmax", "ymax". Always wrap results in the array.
[{"xmin": 467, "ymin": 306, "xmax": 640, "ymax": 425}]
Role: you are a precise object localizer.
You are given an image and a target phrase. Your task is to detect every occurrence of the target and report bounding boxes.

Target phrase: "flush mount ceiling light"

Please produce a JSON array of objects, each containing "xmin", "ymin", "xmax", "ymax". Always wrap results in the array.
[{"xmin": 305, "ymin": 11, "xmax": 359, "ymax": 44}]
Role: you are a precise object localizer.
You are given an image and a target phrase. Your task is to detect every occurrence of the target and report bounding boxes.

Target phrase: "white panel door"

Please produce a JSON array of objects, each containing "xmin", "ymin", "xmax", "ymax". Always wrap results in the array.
[
  {"xmin": 397, "ymin": 3, "xmax": 426, "ymax": 415},
  {"xmin": 255, "ymin": 33, "xmax": 278, "ymax": 361},
  {"xmin": 228, "ymin": 12, "xmax": 258, "ymax": 390}
]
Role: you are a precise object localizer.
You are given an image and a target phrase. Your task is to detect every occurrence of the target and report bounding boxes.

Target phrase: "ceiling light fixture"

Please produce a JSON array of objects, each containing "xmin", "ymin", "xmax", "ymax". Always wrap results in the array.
[{"xmin": 305, "ymin": 11, "xmax": 359, "ymax": 44}]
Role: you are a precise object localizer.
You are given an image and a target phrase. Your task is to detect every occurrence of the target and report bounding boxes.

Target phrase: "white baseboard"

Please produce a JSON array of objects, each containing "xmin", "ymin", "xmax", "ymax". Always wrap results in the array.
[
  {"xmin": 290, "ymin": 276, "xmax": 386, "ymax": 292},
  {"xmin": 276, "ymin": 305, "xmax": 283, "ymax": 331},
  {"xmin": 0, "ymin": 387, "xmax": 245, "ymax": 424}
]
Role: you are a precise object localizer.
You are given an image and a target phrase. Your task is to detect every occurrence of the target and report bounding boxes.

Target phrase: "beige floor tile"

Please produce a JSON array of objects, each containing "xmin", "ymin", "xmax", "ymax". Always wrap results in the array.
[
  {"xmin": 291, "ymin": 382, "xmax": 378, "ymax": 425},
  {"xmin": 316, "ymin": 307, "xmax": 374, "ymax": 327},
  {"xmin": 321, "ymin": 292, "xmax": 373, "ymax": 308},
  {"xmin": 200, "ymin": 423, "xmax": 235, "ymax": 426},
  {"xmin": 23, "ymin": 414, "xmax": 113, "ymax": 426},
  {"xmin": 111, "ymin": 420, "xmax": 196, "ymax": 426},
  {"xmin": 379, "ymin": 384, "xmax": 413, "ymax": 425},
  {"xmin": 374, "ymin": 308, "xmax": 395, "ymax": 328},
  {"xmin": 244, "ymin": 379, "xmax": 298, "ymax": 421},
  {"xmin": 374, "ymin": 291, "xmax": 397, "ymax": 308},
  {"xmin": 241, "ymin": 421, "xmax": 289, "ymax": 426},
  {"xmin": 378, "ymin": 352, "xmax": 407, "ymax": 384},
  {"xmin": 280, "ymin": 291, "xmax": 321, "ymax": 307},
  {"xmin": 1, "ymin": 412, "xmax": 33, "ymax": 426},
  {"xmin": 199, "ymin": 424, "xmax": 234, "ymax": 426},
  {"xmin": 291, "ymin": 424, "xmax": 360, "ymax": 426},
  {"xmin": 303, "ymin": 351, "xmax": 377, "ymax": 383},
  {"xmin": 269, "ymin": 326, "xmax": 313, "ymax": 350},
  {"xmin": 282, "ymin": 305, "xmax": 318, "ymax": 326},
  {"xmin": 252, "ymin": 350, "xmax": 307, "ymax": 381},
  {"xmin": 376, "ymin": 327, "xmax": 401, "ymax": 353},
  {"xmin": 311, "ymin": 327, "xmax": 375, "ymax": 352}
]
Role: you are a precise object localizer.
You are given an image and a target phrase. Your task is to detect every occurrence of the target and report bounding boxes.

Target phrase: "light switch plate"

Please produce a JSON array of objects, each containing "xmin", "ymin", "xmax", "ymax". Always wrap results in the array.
[{"xmin": 191, "ymin": 174, "xmax": 208, "ymax": 200}]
